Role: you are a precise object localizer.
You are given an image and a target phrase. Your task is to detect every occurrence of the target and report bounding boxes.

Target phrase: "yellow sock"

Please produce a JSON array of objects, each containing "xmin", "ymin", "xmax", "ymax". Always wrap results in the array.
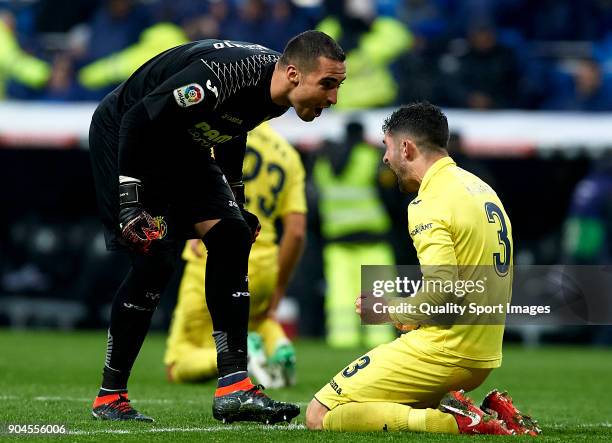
[
  {"xmin": 323, "ymin": 402, "xmax": 411, "ymax": 431},
  {"xmin": 171, "ymin": 348, "xmax": 217, "ymax": 383},
  {"xmin": 254, "ymin": 318, "xmax": 288, "ymax": 356},
  {"xmin": 407, "ymin": 408, "xmax": 459, "ymax": 434},
  {"xmin": 322, "ymin": 402, "xmax": 459, "ymax": 433}
]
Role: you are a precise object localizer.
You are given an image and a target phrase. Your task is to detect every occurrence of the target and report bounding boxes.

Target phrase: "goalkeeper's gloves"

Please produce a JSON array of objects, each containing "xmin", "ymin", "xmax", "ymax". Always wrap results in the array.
[
  {"xmin": 241, "ymin": 208, "xmax": 261, "ymax": 242},
  {"xmin": 230, "ymin": 181, "xmax": 261, "ymax": 242},
  {"xmin": 118, "ymin": 176, "xmax": 160, "ymax": 253}
]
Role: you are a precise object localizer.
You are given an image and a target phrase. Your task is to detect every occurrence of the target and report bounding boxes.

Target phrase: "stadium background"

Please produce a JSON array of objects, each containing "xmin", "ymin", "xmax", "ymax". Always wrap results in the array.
[{"xmin": 0, "ymin": 0, "xmax": 611, "ymax": 440}]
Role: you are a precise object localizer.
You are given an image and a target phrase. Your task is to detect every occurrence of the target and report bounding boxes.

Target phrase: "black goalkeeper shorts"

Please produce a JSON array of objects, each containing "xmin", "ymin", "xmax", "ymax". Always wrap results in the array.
[{"xmin": 89, "ymin": 108, "xmax": 242, "ymax": 251}]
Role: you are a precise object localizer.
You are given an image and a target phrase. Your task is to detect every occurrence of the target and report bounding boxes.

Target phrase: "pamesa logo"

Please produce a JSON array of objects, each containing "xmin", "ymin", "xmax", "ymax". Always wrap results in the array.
[{"xmin": 173, "ymin": 83, "xmax": 204, "ymax": 108}]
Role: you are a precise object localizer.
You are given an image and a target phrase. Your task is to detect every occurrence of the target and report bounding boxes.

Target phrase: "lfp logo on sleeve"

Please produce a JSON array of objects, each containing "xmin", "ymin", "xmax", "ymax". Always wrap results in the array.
[{"xmin": 173, "ymin": 83, "xmax": 204, "ymax": 108}]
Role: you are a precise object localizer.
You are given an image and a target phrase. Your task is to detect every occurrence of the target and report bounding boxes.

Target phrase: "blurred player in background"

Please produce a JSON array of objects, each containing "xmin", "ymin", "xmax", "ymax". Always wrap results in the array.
[
  {"xmin": 305, "ymin": 102, "xmax": 541, "ymax": 436},
  {"xmin": 165, "ymin": 122, "xmax": 306, "ymax": 387}
]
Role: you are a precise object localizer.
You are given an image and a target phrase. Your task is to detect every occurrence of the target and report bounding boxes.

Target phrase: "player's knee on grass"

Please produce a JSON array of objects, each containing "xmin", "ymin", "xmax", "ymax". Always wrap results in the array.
[
  {"xmin": 167, "ymin": 347, "xmax": 218, "ymax": 383},
  {"xmin": 306, "ymin": 398, "xmax": 328, "ymax": 430}
]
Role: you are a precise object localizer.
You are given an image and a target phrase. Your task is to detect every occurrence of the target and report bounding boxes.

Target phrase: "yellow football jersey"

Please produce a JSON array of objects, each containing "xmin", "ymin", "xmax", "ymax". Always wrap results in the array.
[
  {"xmin": 182, "ymin": 122, "xmax": 307, "ymax": 270},
  {"xmin": 391, "ymin": 157, "xmax": 513, "ymax": 367}
]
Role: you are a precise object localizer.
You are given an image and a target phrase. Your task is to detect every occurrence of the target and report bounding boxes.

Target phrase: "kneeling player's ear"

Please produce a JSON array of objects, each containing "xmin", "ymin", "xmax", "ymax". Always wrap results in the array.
[{"xmin": 402, "ymin": 139, "xmax": 416, "ymax": 161}]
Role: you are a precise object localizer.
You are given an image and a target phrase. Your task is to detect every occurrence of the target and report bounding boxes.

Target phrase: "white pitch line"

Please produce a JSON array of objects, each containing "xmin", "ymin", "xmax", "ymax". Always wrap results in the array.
[
  {"xmin": 27, "ymin": 396, "xmax": 308, "ymax": 407},
  {"xmin": 33, "ymin": 396, "xmax": 89, "ymax": 402},
  {"xmin": 548, "ymin": 422, "xmax": 612, "ymax": 429},
  {"xmin": 6, "ymin": 396, "xmax": 611, "ymax": 431},
  {"xmin": 65, "ymin": 422, "xmax": 612, "ymax": 435},
  {"xmin": 30, "ymin": 396, "xmax": 200, "ymax": 405},
  {"xmin": 70, "ymin": 424, "xmax": 306, "ymax": 435}
]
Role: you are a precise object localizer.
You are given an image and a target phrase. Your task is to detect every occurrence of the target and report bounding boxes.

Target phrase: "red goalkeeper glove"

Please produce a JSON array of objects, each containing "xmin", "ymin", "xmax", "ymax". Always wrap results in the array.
[{"xmin": 118, "ymin": 176, "xmax": 160, "ymax": 253}]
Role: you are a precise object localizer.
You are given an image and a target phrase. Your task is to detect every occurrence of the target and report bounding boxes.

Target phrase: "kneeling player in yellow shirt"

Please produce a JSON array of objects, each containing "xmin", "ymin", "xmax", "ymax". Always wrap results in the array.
[
  {"xmin": 305, "ymin": 103, "xmax": 541, "ymax": 436},
  {"xmin": 165, "ymin": 122, "xmax": 307, "ymax": 387}
]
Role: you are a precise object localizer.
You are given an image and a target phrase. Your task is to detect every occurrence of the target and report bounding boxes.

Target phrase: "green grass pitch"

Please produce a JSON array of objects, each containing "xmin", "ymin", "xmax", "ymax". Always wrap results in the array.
[{"xmin": 0, "ymin": 330, "xmax": 610, "ymax": 442}]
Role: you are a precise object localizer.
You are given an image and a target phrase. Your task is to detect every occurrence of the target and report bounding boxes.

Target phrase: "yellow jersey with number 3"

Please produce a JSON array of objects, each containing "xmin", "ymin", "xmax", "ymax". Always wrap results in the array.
[
  {"xmin": 182, "ymin": 122, "xmax": 307, "ymax": 270},
  {"xmin": 392, "ymin": 156, "xmax": 513, "ymax": 368}
]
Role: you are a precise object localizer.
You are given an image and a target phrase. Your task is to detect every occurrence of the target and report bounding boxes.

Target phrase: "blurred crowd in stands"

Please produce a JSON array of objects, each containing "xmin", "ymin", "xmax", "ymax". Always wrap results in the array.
[
  {"xmin": 1, "ymin": 0, "xmax": 612, "ymax": 110},
  {"xmin": 1, "ymin": 1, "xmax": 612, "ymax": 343}
]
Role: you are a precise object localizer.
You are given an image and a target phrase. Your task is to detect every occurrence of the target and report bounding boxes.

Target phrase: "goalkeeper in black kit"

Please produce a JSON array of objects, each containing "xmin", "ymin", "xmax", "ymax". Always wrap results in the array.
[{"xmin": 88, "ymin": 31, "xmax": 346, "ymax": 424}]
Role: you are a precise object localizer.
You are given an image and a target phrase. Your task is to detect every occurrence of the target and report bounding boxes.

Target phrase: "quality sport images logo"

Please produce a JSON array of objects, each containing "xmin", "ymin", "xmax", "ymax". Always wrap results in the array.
[{"xmin": 173, "ymin": 83, "xmax": 204, "ymax": 108}]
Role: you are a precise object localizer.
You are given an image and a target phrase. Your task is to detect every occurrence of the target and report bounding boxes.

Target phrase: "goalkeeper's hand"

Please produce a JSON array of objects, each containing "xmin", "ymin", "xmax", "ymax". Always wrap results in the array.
[
  {"xmin": 241, "ymin": 208, "xmax": 261, "ymax": 243},
  {"xmin": 229, "ymin": 181, "xmax": 260, "ymax": 243},
  {"xmin": 118, "ymin": 176, "xmax": 160, "ymax": 254}
]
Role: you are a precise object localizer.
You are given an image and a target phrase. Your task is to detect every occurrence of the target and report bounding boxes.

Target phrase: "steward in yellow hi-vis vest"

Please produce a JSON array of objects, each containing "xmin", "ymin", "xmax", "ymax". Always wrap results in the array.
[
  {"xmin": 316, "ymin": 15, "xmax": 412, "ymax": 109},
  {"xmin": 78, "ymin": 23, "xmax": 188, "ymax": 90},
  {"xmin": 165, "ymin": 122, "xmax": 306, "ymax": 387},
  {"xmin": 0, "ymin": 16, "xmax": 50, "ymax": 98},
  {"xmin": 306, "ymin": 103, "xmax": 538, "ymax": 437},
  {"xmin": 313, "ymin": 121, "xmax": 395, "ymax": 348}
]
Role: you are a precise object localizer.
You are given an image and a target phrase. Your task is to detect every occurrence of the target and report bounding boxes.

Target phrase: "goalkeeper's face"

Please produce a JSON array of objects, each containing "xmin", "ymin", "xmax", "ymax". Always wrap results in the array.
[
  {"xmin": 286, "ymin": 57, "xmax": 346, "ymax": 121},
  {"xmin": 383, "ymin": 133, "xmax": 420, "ymax": 193}
]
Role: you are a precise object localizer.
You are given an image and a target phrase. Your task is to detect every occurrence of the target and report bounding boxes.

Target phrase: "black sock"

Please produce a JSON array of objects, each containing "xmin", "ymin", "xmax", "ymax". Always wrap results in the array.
[
  {"xmin": 203, "ymin": 219, "xmax": 252, "ymax": 378},
  {"xmin": 100, "ymin": 249, "xmax": 176, "ymax": 391},
  {"xmin": 98, "ymin": 378, "xmax": 127, "ymax": 397}
]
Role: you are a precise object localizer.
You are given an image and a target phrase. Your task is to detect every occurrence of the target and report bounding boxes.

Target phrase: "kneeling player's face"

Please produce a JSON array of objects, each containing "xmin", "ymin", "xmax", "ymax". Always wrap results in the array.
[
  {"xmin": 383, "ymin": 134, "xmax": 418, "ymax": 193},
  {"xmin": 291, "ymin": 57, "xmax": 346, "ymax": 121}
]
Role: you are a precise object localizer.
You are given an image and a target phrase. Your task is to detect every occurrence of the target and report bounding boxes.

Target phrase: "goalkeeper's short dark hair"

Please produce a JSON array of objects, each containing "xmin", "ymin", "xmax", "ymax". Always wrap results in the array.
[
  {"xmin": 382, "ymin": 102, "xmax": 450, "ymax": 152},
  {"xmin": 279, "ymin": 30, "xmax": 345, "ymax": 73}
]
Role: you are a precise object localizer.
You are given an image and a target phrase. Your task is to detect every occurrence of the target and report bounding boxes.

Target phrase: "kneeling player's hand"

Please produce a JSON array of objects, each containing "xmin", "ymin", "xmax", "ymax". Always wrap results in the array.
[
  {"xmin": 118, "ymin": 176, "xmax": 160, "ymax": 254},
  {"xmin": 189, "ymin": 239, "xmax": 204, "ymax": 257},
  {"xmin": 241, "ymin": 208, "xmax": 261, "ymax": 243},
  {"xmin": 394, "ymin": 322, "xmax": 419, "ymax": 333}
]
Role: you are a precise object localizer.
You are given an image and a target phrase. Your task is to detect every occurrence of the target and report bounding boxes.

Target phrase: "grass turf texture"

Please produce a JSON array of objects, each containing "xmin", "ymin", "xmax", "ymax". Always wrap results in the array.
[{"xmin": 0, "ymin": 330, "xmax": 610, "ymax": 442}]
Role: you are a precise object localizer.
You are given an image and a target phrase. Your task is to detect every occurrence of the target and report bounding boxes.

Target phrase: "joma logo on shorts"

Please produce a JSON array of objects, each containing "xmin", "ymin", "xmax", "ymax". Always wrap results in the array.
[{"xmin": 188, "ymin": 121, "xmax": 234, "ymax": 147}]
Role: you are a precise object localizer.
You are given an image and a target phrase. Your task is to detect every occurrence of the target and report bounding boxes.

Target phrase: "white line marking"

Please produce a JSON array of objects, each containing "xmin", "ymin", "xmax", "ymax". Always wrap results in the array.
[
  {"xmin": 30, "ymin": 396, "xmax": 200, "ymax": 405},
  {"xmin": 68, "ymin": 422, "xmax": 611, "ymax": 435},
  {"xmin": 70, "ymin": 424, "xmax": 306, "ymax": 435},
  {"xmin": 34, "ymin": 396, "xmax": 89, "ymax": 402},
  {"xmin": 25, "ymin": 396, "xmax": 308, "ymax": 407},
  {"xmin": 3, "ymin": 394, "xmax": 612, "ymax": 434},
  {"xmin": 548, "ymin": 422, "xmax": 612, "ymax": 429}
]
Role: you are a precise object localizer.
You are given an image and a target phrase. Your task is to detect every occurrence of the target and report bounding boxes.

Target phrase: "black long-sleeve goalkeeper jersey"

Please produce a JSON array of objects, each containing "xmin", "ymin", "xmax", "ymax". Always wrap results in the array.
[{"xmin": 93, "ymin": 39, "xmax": 289, "ymax": 185}]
